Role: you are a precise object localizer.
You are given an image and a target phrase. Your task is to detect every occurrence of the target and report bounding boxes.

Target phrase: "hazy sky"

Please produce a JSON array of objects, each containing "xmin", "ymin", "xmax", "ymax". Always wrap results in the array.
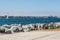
[{"xmin": 0, "ymin": 0, "xmax": 60, "ymax": 16}]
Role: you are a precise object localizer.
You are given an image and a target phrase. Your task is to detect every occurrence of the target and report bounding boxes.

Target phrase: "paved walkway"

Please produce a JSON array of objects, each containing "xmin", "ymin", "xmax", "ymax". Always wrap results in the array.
[{"xmin": 0, "ymin": 31, "xmax": 60, "ymax": 40}]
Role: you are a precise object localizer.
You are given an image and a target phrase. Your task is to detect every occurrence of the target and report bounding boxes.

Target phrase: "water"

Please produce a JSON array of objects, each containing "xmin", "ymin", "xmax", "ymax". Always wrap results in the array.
[{"xmin": 0, "ymin": 16, "xmax": 60, "ymax": 26}]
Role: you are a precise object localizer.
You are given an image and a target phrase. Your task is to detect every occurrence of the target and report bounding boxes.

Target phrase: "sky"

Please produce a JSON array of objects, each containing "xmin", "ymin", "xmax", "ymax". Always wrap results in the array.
[{"xmin": 0, "ymin": 0, "xmax": 60, "ymax": 16}]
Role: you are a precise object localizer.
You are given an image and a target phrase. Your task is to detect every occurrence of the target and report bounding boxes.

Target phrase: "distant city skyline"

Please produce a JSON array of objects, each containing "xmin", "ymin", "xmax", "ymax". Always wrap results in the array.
[{"xmin": 0, "ymin": 0, "xmax": 60, "ymax": 16}]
